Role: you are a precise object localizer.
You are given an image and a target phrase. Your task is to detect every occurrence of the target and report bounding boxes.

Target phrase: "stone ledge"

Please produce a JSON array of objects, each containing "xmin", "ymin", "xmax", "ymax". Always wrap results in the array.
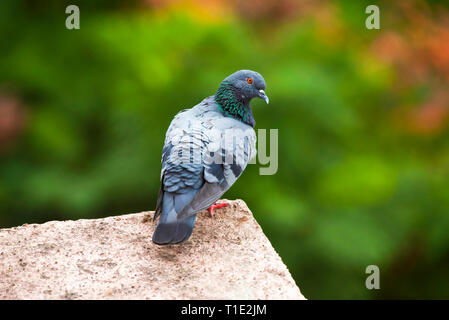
[{"xmin": 0, "ymin": 199, "xmax": 305, "ymax": 300}]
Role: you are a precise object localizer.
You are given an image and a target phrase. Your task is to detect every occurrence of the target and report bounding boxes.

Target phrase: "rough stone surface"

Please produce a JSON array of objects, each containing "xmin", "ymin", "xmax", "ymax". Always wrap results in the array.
[{"xmin": 0, "ymin": 199, "xmax": 305, "ymax": 300}]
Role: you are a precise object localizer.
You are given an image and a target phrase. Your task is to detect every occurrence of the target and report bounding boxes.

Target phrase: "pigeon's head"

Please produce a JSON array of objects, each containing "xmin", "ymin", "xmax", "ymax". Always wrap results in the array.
[
  {"xmin": 220, "ymin": 70, "xmax": 269, "ymax": 104},
  {"xmin": 215, "ymin": 69, "xmax": 268, "ymax": 127}
]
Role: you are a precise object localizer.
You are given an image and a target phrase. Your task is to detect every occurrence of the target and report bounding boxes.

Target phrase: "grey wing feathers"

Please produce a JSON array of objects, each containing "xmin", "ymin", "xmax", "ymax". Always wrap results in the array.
[
  {"xmin": 177, "ymin": 128, "xmax": 256, "ymax": 219},
  {"xmin": 155, "ymin": 97, "xmax": 256, "ymax": 220}
]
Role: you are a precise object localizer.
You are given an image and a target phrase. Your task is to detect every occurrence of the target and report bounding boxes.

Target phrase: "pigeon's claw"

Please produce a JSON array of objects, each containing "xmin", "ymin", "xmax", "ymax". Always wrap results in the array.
[{"xmin": 207, "ymin": 203, "xmax": 228, "ymax": 217}]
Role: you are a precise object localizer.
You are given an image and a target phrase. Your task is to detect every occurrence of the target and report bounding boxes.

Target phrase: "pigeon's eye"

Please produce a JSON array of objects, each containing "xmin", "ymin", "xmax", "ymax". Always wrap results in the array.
[{"xmin": 246, "ymin": 77, "xmax": 253, "ymax": 84}]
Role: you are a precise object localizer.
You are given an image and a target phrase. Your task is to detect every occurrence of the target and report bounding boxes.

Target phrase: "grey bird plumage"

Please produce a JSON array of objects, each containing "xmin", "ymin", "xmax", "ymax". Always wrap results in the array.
[{"xmin": 152, "ymin": 70, "xmax": 268, "ymax": 245}]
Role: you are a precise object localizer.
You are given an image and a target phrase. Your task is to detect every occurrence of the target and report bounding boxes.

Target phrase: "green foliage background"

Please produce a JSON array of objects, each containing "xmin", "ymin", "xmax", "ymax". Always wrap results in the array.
[{"xmin": 1, "ymin": 0, "xmax": 449, "ymax": 299}]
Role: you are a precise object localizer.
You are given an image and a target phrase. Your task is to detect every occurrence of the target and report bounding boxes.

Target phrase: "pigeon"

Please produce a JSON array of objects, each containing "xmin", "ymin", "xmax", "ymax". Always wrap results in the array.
[{"xmin": 152, "ymin": 70, "xmax": 269, "ymax": 245}]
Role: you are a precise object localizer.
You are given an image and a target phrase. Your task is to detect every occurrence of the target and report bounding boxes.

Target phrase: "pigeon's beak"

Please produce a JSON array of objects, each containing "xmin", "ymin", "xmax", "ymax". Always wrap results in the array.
[{"xmin": 258, "ymin": 89, "xmax": 269, "ymax": 104}]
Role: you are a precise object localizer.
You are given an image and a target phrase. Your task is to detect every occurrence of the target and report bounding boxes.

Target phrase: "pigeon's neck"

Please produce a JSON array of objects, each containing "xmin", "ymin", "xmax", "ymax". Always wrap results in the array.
[{"xmin": 214, "ymin": 81, "xmax": 255, "ymax": 127}]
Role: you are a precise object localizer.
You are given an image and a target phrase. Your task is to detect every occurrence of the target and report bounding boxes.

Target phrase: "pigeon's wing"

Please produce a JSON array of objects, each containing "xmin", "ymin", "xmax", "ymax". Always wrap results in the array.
[
  {"xmin": 153, "ymin": 107, "xmax": 204, "ymax": 221},
  {"xmin": 176, "ymin": 118, "xmax": 257, "ymax": 219},
  {"xmin": 154, "ymin": 98, "xmax": 256, "ymax": 221}
]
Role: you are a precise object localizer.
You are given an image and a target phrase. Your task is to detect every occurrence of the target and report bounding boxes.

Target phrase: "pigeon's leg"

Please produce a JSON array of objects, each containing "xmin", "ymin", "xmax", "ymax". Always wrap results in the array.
[{"xmin": 208, "ymin": 203, "xmax": 228, "ymax": 217}]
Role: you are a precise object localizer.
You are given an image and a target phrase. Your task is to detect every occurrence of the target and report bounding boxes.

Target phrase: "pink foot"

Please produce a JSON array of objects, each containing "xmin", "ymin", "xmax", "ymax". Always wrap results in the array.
[{"xmin": 208, "ymin": 203, "xmax": 228, "ymax": 216}]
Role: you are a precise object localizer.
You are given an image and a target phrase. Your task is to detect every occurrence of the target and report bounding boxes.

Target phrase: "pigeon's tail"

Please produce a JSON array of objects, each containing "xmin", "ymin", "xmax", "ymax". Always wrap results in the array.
[
  {"xmin": 152, "ymin": 192, "xmax": 197, "ymax": 245},
  {"xmin": 152, "ymin": 214, "xmax": 197, "ymax": 245}
]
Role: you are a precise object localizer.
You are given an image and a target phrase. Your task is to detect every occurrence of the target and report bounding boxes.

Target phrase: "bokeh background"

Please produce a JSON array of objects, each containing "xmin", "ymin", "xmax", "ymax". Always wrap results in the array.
[{"xmin": 1, "ymin": 0, "xmax": 449, "ymax": 299}]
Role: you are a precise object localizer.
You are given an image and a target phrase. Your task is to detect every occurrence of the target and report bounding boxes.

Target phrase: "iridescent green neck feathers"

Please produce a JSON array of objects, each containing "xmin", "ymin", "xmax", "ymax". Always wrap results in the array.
[{"xmin": 214, "ymin": 81, "xmax": 255, "ymax": 127}]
